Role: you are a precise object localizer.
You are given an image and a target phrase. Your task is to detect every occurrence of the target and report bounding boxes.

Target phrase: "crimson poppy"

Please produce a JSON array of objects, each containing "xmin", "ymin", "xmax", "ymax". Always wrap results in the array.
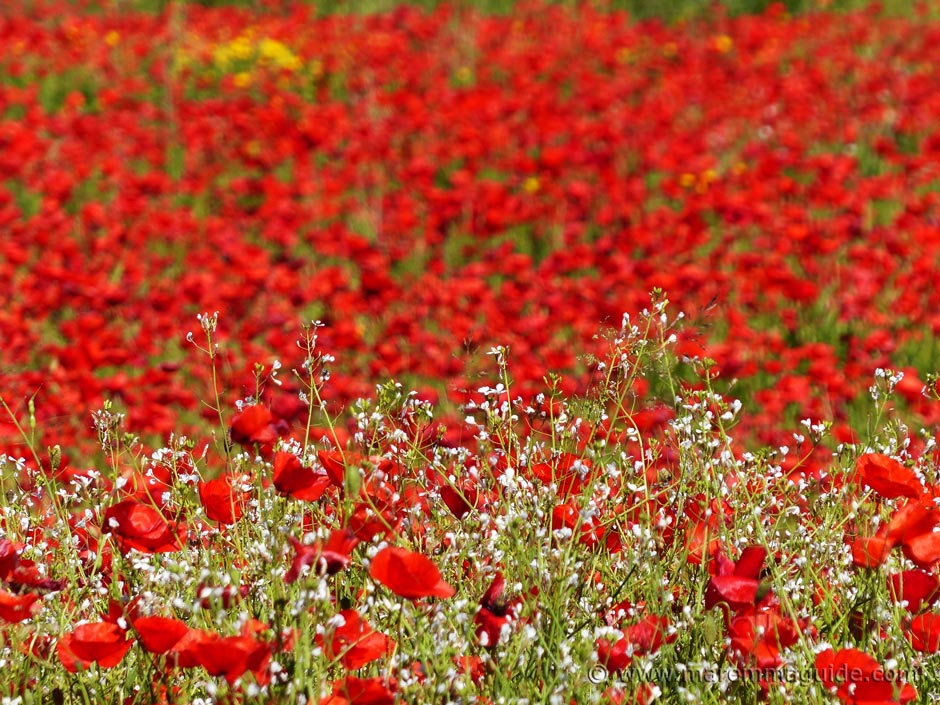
[
  {"xmin": 322, "ymin": 676, "xmax": 396, "ymax": 705},
  {"xmin": 0, "ymin": 590, "xmax": 40, "ymax": 623},
  {"xmin": 816, "ymin": 648, "xmax": 917, "ymax": 705},
  {"xmin": 58, "ymin": 622, "xmax": 133, "ymax": 672},
  {"xmin": 369, "ymin": 546, "xmax": 455, "ymax": 599},
  {"xmin": 198, "ymin": 473, "xmax": 251, "ymax": 524},
  {"xmin": 103, "ymin": 499, "xmax": 185, "ymax": 554},
  {"xmin": 317, "ymin": 609, "xmax": 394, "ymax": 669},
  {"xmin": 230, "ymin": 405, "xmax": 279, "ymax": 447},
  {"xmin": 888, "ymin": 570, "xmax": 940, "ymax": 613},
  {"xmin": 856, "ymin": 454, "xmax": 923, "ymax": 499},
  {"xmin": 285, "ymin": 529, "xmax": 359, "ymax": 583},
  {"xmin": 133, "ymin": 615, "xmax": 189, "ymax": 654},
  {"xmin": 273, "ymin": 451, "xmax": 331, "ymax": 501}
]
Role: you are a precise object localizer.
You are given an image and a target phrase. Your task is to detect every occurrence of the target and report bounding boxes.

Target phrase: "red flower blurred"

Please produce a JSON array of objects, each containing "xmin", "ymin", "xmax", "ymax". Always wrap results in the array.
[
  {"xmin": 816, "ymin": 647, "xmax": 916, "ymax": 705},
  {"xmin": 888, "ymin": 570, "xmax": 940, "ymax": 613},
  {"xmin": 273, "ymin": 451, "xmax": 331, "ymax": 501},
  {"xmin": 192, "ymin": 633, "xmax": 272, "ymax": 685},
  {"xmin": 133, "ymin": 615, "xmax": 189, "ymax": 654},
  {"xmin": 285, "ymin": 529, "xmax": 359, "ymax": 583},
  {"xmin": 0, "ymin": 590, "xmax": 40, "ymax": 623},
  {"xmin": 855, "ymin": 453, "xmax": 923, "ymax": 499},
  {"xmin": 317, "ymin": 609, "xmax": 394, "ymax": 669},
  {"xmin": 199, "ymin": 473, "xmax": 251, "ymax": 524},
  {"xmin": 851, "ymin": 498, "xmax": 940, "ymax": 570},
  {"xmin": 230, "ymin": 405, "xmax": 279, "ymax": 447},
  {"xmin": 728, "ymin": 608, "xmax": 800, "ymax": 671},
  {"xmin": 909, "ymin": 613, "xmax": 940, "ymax": 653},
  {"xmin": 103, "ymin": 499, "xmax": 185, "ymax": 554},
  {"xmin": 322, "ymin": 676, "xmax": 396, "ymax": 705},
  {"xmin": 58, "ymin": 622, "xmax": 133, "ymax": 672},
  {"xmin": 369, "ymin": 546, "xmax": 455, "ymax": 599},
  {"xmin": 597, "ymin": 615, "xmax": 675, "ymax": 673}
]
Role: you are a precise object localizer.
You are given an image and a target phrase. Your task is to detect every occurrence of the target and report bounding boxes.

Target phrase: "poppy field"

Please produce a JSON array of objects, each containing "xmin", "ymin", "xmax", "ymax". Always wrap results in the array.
[{"xmin": 4, "ymin": 0, "xmax": 940, "ymax": 703}]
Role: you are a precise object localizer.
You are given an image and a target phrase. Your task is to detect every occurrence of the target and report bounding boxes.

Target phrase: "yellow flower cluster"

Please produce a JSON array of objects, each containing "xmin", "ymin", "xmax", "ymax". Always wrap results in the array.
[{"xmin": 212, "ymin": 32, "xmax": 303, "ymax": 74}]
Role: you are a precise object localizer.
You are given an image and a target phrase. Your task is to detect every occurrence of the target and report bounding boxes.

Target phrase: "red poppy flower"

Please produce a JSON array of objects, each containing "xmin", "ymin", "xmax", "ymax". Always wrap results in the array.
[
  {"xmin": 856, "ymin": 453, "xmax": 923, "ymax": 499},
  {"xmin": 58, "ymin": 622, "xmax": 133, "ymax": 672},
  {"xmin": 284, "ymin": 529, "xmax": 359, "ymax": 583},
  {"xmin": 439, "ymin": 482, "xmax": 480, "ymax": 519},
  {"xmin": 909, "ymin": 613, "xmax": 940, "ymax": 653},
  {"xmin": 0, "ymin": 590, "xmax": 40, "ymax": 623},
  {"xmin": 133, "ymin": 615, "xmax": 189, "ymax": 654},
  {"xmin": 103, "ymin": 499, "xmax": 185, "ymax": 554},
  {"xmin": 728, "ymin": 609, "xmax": 800, "ymax": 671},
  {"xmin": 318, "ymin": 449, "xmax": 348, "ymax": 488},
  {"xmin": 597, "ymin": 614, "xmax": 675, "ymax": 673},
  {"xmin": 322, "ymin": 676, "xmax": 396, "ymax": 705},
  {"xmin": 203, "ymin": 634, "xmax": 271, "ymax": 684},
  {"xmin": 273, "ymin": 451, "xmax": 331, "ymax": 501},
  {"xmin": 317, "ymin": 609, "xmax": 394, "ymax": 669},
  {"xmin": 816, "ymin": 647, "xmax": 917, "ymax": 705},
  {"xmin": 369, "ymin": 546, "xmax": 455, "ymax": 600},
  {"xmin": 704, "ymin": 546, "xmax": 768, "ymax": 612},
  {"xmin": 0, "ymin": 539, "xmax": 64, "ymax": 592},
  {"xmin": 888, "ymin": 570, "xmax": 940, "ymax": 613},
  {"xmin": 475, "ymin": 571, "xmax": 520, "ymax": 648},
  {"xmin": 851, "ymin": 535, "xmax": 894, "ymax": 569},
  {"xmin": 230, "ymin": 405, "xmax": 279, "ymax": 447},
  {"xmin": 199, "ymin": 473, "xmax": 251, "ymax": 524}
]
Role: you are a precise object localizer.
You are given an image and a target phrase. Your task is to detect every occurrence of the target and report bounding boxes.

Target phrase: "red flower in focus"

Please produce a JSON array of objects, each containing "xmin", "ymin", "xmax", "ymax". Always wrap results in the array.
[
  {"xmin": 597, "ymin": 615, "xmax": 675, "ymax": 673},
  {"xmin": 230, "ymin": 405, "xmax": 279, "ymax": 447},
  {"xmin": 285, "ymin": 529, "xmax": 360, "ymax": 583},
  {"xmin": 369, "ymin": 546, "xmax": 455, "ymax": 599},
  {"xmin": 318, "ymin": 449, "xmax": 348, "ymax": 488},
  {"xmin": 199, "ymin": 473, "xmax": 251, "ymax": 524},
  {"xmin": 887, "ymin": 570, "xmax": 940, "ymax": 613},
  {"xmin": 192, "ymin": 633, "xmax": 272, "ymax": 685},
  {"xmin": 322, "ymin": 676, "xmax": 396, "ymax": 705},
  {"xmin": 816, "ymin": 647, "xmax": 916, "ymax": 705},
  {"xmin": 856, "ymin": 453, "xmax": 923, "ymax": 499},
  {"xmin": 132, "ymin": 615, "xmax": 189, "ymax": 654},
  {"xmin": 475, "ymin": 571, "xmax": 520, "ymax": 648},
  {"xmin": 908, "ymin": 613, "xmax": 940, "ymax": 653},
  {"xmin": 0, "ymin": 539, "xmax": 64, "ymax": 592},
  {"xmin": 704, "ymin": 546, "xmax": 769, "ymax": 612},
  {"xmin": 439, "ymin": 482, "xmax": 480, "ymax": 519},
  {"xmin": 273, "ymin": 451, "xmax": 331, "ymax": 501},
  {"xmin": 103, "ymin": 499, "xmax": 185, "ymax": 554},
  {"xmin": 58, "ymin": 622, "xmax": 133, "ymax": 672},
  {"xmin": 728, "ymin": 608, "xmax": 800, "ymax": 671},
  {"xmin": 0, "ymin": 590, "xmax": 40, "ymax": 623},
  {"xmin": 317, "ymin": 609, "xmax": 393, "ymax": 669},
  {"xmin": 851, "ymin": 498, "xmax": 940, "ymax": 570}
]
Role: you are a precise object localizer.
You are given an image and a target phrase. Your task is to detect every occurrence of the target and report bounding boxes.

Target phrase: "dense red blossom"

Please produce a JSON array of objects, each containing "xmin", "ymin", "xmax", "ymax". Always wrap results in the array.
[
  {"xmin": 58, "ymin": 622, "xmax": 133, "ymax": 672},
  {"xmin": 316, "ymin": 609, "xmax": 393, "ymax": 669},
  {"xmin": 273, "ymin": 451, "xmax": 331, "ymax": 501},
  {"xmin": 103, "ymin": 499, "xmax": 185, "ymax": 554},
  {"xmin": 816, "ymin": 648, "xmax": 917, "ymax": 705},
  {"xmin": 322, "ymin": 676, "xmax": 397, "ymax": 705},
  {"xmin": 198, "ymin": 473, "xmax": 251, "ymax": 524},
  {"xmin": 369, "ymin": 546, "xmax": 455, "ymax": 599},
  {"xmin": 0, "ymin": 590, "xmax": 40, "ymax": 623},
  {"xmin": 284, "ymin": 529, "xmax": 360, "ymax": 583},
  {"xmin": 856, "ymin": 454, "xmax": 924, "ymax": 499},
  {"xmin": 132, "ymin": 615, "xmax": 190, "ymax": 654}
]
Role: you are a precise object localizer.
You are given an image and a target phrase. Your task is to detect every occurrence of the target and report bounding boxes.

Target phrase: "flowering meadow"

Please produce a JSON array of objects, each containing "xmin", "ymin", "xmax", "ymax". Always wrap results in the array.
[{"xmin": 3, "ymin": 1, "xmax": 940, "ymax": 703}]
